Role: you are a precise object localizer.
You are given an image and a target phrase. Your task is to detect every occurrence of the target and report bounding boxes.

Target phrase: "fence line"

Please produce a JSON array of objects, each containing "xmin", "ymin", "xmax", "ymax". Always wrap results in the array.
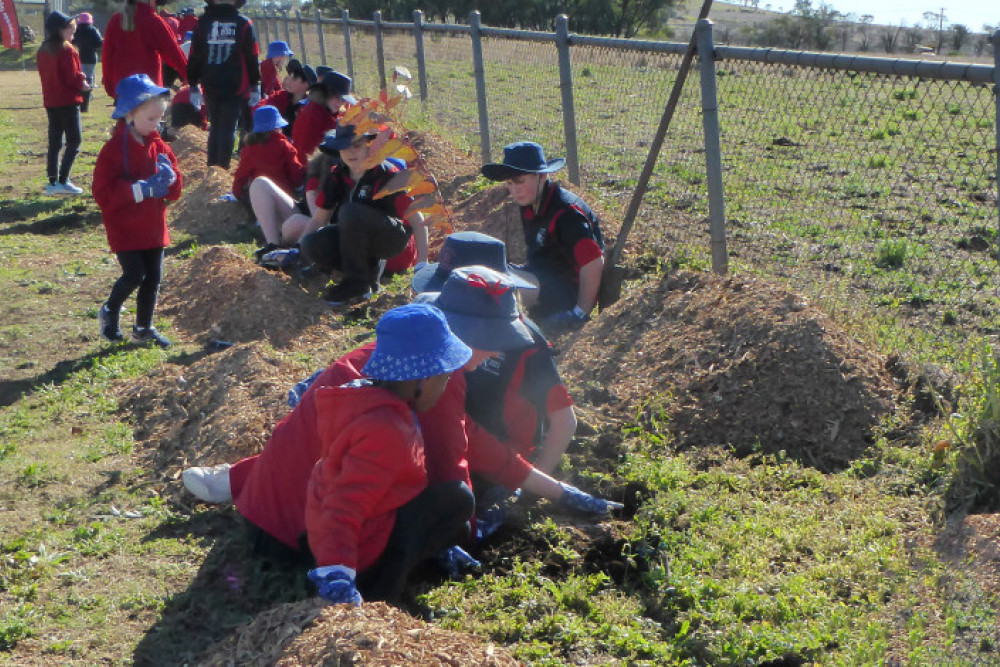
[{"xmin": 250, "ymin": 9, "xmax": 1000, "ymax": 372}]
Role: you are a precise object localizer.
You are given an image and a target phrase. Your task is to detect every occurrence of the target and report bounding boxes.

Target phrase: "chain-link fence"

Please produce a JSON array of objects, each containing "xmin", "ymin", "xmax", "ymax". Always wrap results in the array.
[{"xmin": 251, "ymin": 9, "xmax": 999, "ymax": 370}]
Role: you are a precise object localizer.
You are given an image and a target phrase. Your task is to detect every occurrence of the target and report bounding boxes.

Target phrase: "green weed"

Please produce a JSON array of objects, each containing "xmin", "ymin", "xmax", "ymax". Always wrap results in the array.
[{"xmin": 876, "ymin": 239, "xmax": 908, "ymax": 269}]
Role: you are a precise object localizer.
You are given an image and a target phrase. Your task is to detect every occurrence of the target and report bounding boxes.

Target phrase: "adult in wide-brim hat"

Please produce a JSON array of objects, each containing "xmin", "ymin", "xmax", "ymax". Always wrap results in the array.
[
  {"xmin": 481, "ymin": 141, "xmax": 565, "ymax": 182},
  {"xmin": 412, "ymin": 231, "xmax": 534, "ymax": 294},
  {"xmin": 415, "ymin": 266, "xmax": 533, "ymax": 351}
]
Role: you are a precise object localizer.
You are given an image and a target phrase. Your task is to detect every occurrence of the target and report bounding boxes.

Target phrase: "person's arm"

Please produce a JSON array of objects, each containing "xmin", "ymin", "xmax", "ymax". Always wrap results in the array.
[
  {"xmin": 407, "ymin": 213, "xmax": 428, "ymax": 266},
  {"xmin": 152, "ymin": 13, "xmax": 188, "ymax": 82},
  {"xmin": 532, "ymin": 405, "xmax": 576, "ymax": 474},
  {"xmin": 100, "ymin": 18, "xmax": 118, "ymax": 97},
  {"xmin": 576, "ymin": 255, "xmax": 604, "ymax": 314}
]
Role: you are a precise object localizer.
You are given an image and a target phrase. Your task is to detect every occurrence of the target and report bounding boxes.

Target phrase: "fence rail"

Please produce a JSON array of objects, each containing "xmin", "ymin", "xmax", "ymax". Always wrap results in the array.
[{"xmin": 264, "ymin": 10, "xmax": 999, "ymax": 371}]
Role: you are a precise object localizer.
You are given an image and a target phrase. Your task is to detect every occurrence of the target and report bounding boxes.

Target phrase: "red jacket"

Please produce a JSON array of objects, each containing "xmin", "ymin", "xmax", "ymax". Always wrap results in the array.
[
  {"xmin": 260, "ymin": 57, "xmax": 281, "ymax": 96},
  {"xmin": 178, "ymin": 14, "xmax": 199, "ymax": 36},
  {"xmin": 37, "ymin": 43, "xmax": 87, "ymax": 108},
  {"xmin": 231, "ymin": 131, "xmax": 304, "ymax": 197},
  {"xmin": 102, "ymin": 3, "xmax": 188, "ymax": 98},
  {"xmin": 92, "ymin": 123, "xmax": 183, "ymax": 253},
  {"xmin": 291, "ymin": 100, "xmax": 338, "ymax": 162},
  {"xmin": 305, "ymin": 382, "xmax": 427, "ymax": 570},
  {"xmin": 229, "ymin": 344, "xmax": 533, "ymax": 552}
]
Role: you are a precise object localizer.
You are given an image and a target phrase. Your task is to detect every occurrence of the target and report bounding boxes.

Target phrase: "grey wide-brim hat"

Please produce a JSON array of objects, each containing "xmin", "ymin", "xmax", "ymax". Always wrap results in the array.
[
  {"xmin": 411, "ymin": 231, "xmax": 535, "ymax": 293},
  {"xmin": 414, "ymin": 265, "xmax": 533, "ymax": 351}
]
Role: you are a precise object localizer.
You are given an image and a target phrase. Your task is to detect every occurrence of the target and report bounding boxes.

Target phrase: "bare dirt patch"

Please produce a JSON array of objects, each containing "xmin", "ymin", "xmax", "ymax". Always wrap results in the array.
[
  {"xmin": 197, "ymin": 599, "xmax": 519, "ymax": 666},
  {"xmin": 560, "ymin": 270, "xmax": 903, "ymax": 472}
]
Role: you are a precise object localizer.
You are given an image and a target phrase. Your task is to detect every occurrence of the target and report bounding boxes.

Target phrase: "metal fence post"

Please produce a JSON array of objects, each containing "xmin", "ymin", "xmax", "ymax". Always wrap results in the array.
[
  {"xmin": 281, "ymin": 10, "xmax": 292, "ymax": 47},
  {"xmin": 314, "ymin": 9, "xmax": 327, "ymax": 67},
  {"xmin": 342, "ymin": 10, "xmax": 354, "ymax": 83},
  {"xmin": 555, "ymin": 15, "xmax": 580, "ymax": 186},
  {"xmin": 295, "ymin": 10, "xmax": 308, "ymax": 64},
  {"xmin": 470, "ymin": 11, "xmax": 491, "ymax": 164},
  {"xmin": 994, "ymin": 30, "xmax": 1000, "ymax": 239},
  {"xmin": 696, "ymin": 19, "xmax": 728, "ymax": 276},
  {"xmin": 413, "ymin": 10, "xmax": 428, "ymax": 103},
  {"xmin": 374, "ymin": 11, "xmax": 387, "ymax": 90}
]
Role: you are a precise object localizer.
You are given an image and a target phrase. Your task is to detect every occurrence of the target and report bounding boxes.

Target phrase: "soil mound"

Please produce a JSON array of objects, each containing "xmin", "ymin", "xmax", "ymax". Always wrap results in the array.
[
  {"xmin": 410, "ymin": 132, "xmax": 481, "ymax": 203},
  {"xmin": 116, "ymin": 342, "xmax": 309, "ymax": 479},
  {"xmin": 560, "ymin": 271, "xmax": 901, "ymax": 471},
  {"xmin": 160, "ymin": 245, "xmax": 338, "ymax": 347},
  {"xmin": 197, "ymin": 599, "xmax": 519, "ymax": 666}
]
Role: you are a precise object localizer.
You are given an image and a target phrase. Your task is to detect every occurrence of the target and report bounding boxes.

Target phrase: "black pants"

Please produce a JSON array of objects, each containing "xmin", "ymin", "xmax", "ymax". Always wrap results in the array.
[
  {"xmin": 357, "ymin": 480, "xmax": 474, "ymax": 602},
  {"xmin": 205, "ymin": 94, "xmax": 246, "ymax": 169},
  {"xmin": 525, "ymin": 262, "xmax": 579, "ymax": 319},
  {"xmin": 246, "ymin": 480, "xmax": 474, "ymax": 603},
  {"xmin": 106, "ymin": 248, "xmax": 164, "ymax": 330},
  {"xmin": 299, "ymin": 202, "xmax": 411, "ymax": 286},
  {"xmin": 45, "ymin": 105, "xmax": 82, "ymax": 184}
]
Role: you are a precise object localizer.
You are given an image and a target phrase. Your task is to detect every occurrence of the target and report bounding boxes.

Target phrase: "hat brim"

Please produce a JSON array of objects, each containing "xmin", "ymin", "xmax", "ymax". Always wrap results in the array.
[
  {"xmin": 411, "ymin": 262, "xmax": 536, "ymax": 294},
  {"xmin": 481, "ymin": 157, "xmax": 565, "ymax": 182},
  {"xmin": 417, "ymin": 292, "xmax": 533, "ymax": 350},
  {"xmin": 111, "ymin": 88, "xmax": 171, "ymax": 119},
  {"xmin": 253, "ymin": 118, "xmax": 289, "ymax": 133},
  {"xmin": 361, "ymin": 335, "xmax": 472, "ymax": 381}
]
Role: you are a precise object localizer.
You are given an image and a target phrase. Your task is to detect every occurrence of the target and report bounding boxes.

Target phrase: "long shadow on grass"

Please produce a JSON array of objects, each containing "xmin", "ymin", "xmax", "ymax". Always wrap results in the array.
[
  {"xmin": 0, "ymin": 347, "xmax": 125, "ymax": 408},
  {"xmin": 131, "ymin": 506, "xmax": 312, "ymax": 666},
  {"xmin": 0, "ymin": 198, "xmax": 68, "ymax": 225}
]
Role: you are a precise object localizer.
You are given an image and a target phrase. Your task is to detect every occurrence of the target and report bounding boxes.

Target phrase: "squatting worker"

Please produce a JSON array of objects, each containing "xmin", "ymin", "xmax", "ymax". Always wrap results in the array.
[{"xmin": 481, "ymin": 141, "xmax": 605, "ymax": 329}]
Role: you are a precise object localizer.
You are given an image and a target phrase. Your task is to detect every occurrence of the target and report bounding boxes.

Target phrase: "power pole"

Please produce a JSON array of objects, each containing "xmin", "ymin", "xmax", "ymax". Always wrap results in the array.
[{"xmin": 923, "ymin": 8, "xmax": 947, "ymax": 54}]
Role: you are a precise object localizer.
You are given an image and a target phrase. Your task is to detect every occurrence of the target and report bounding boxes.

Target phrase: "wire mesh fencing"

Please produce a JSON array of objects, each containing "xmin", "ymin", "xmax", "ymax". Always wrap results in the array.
[{"xmin": 249, "ymin": 9, "xmax": 999, "ymax": 371}]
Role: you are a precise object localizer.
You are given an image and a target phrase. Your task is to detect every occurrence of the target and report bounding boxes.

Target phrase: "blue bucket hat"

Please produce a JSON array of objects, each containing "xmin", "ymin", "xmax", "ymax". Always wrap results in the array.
[
  {"xmin": 313, "ymin": 70, "xmax": 356, "ymax": 104},
  {"xmin": 362, "ymin": 303, "xmax": 472, "ymax": 382},
  {"xmin": 416, "ymin": 266, "xmax": 534, "ymax": 351},
  {"xmin": 481, "ymin": 141, "xmax": 566, "ymax": 182},
  {"xmin": 252, "ymin": 105, "xmax": 288, "ymax": 133},
  {"xmin": 266, "ymin": 40, "xmax": 294, "ymax": 59},
  {"xmin": 318, "ymin": 125, "xmax": 373, "ymax": 155},
  {"xmin": 112, "ymin": 74, "xmax": 171, "ymax": 119},
  {"xmin": 412, "ymin": 231, "xmax": 535, "ymax": 293}
]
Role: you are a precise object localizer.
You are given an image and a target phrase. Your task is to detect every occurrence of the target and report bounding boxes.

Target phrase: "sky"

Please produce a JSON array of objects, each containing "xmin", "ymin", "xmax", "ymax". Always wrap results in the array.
[{"xmin": 795, "ymin": 0, "xmax": 996, "ymax": 31}]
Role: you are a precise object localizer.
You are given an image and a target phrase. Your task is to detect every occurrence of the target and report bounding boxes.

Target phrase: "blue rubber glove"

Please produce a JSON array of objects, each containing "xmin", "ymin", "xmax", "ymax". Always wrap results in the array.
[
  {"xmin": 436, "ymin": 545, "xmax": 481, "ymax": 579},
  {"xmin": 543, "ymin": 306, "xmax": 589, "ymax": 329},
  {"xmin": 287, "ymin": 367, "xmax": 325, "ymax": 407},
  {"xmin": 248, "ymin": 85, "xmax": 262, "ymax": 107},
  {"xmin": 474, "ymin": 486, "xmax": 520, "ymax": 542},
  {"xmin": 154, "ymin": 154, "xmax": 177, "ymax": 187},
  {"xmin": 308, "ymin": 564, "xmax": 362, "ymax": 606},
  {"xmin": 218, "ymin": 192, "xmax": 238, "ymax": 202},
  {"xmin": 558, "ymin": 483, "xmax": 624, "ymax": 515}
]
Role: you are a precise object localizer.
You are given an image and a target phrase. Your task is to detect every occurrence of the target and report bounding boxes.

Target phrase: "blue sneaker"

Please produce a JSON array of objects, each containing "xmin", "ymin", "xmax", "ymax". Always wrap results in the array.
[
  {"xmin": 98, "ymin": 304, "xmax": 124, "ymax": 343},
  {"xmin": 131, "ymin": 326, "xmax": 171, "ymax": 348}
]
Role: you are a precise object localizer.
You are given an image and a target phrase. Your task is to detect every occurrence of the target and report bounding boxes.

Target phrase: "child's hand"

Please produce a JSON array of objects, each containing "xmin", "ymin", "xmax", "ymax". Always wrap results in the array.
[{"xmin": 154, "ymin": 154, "xmax": 177, "ymax": 187}]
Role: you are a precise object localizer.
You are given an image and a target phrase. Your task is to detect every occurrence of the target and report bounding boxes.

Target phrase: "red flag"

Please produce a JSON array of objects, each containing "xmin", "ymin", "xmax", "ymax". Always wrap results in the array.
[{"xmin": 0, "ymin": 0, "xmax": 22, "ymax": 51}]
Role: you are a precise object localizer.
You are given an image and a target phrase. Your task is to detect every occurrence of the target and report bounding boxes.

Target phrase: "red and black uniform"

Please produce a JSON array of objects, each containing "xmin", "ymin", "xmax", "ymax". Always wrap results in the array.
[
  {"xmin": 231, "ymin": 131, "xmax": 304, "ymax": 198},
  {"xmin": 102, "ymin": 3, "xmax": 188, "ymax": 98},
  {"xmin": 255, "ymin": 89, "xmax": 304, "ymax": 136},
  {"xmin": 260, "ymin": 57, "xmax": 281, "ymax": 96},
  {"xmin": 520, "ymin": 180, "xmax": 604, "ymax": 316},
  {"xmin": 290, "ymin": 100, "xmax": 338, "ymax": 162},
  {"xmin": 465, "ymin": 320, "xmax": 573, "ymax": 460},
  {"xmin": 92, "ymin": 122, "xmax": 183, "ymax": 331},
  {"xmin": 186, "ymin": 2, "xmax": 260, "ymax": 169},
  {"xmin": 37, "ymin": 41, "xmax": 87, "ymax": 185}
]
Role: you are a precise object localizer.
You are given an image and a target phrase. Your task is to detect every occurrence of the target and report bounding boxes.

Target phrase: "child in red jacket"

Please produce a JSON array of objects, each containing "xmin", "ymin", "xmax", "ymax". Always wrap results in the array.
[
  {"xmin": 102, "ymin": 0, "xmax": 188, "ymax": 99},
  {"xmin": 92, "ymin": 75, "xmax": 184, "ymax": 348},
  {"xmin": 231, "ymin": 105, "xmax": 304, "ymax": 214},
  {"xmin": 291, "ymin": 69, "xmax": 354, "ymax": 162},
  {"xmin": 36, "ymin": 11, "xmax": 90, "ymax": 196},
  {"xmin": 261, "ymin": 40, "xmax": 293, "ymax": 96}
]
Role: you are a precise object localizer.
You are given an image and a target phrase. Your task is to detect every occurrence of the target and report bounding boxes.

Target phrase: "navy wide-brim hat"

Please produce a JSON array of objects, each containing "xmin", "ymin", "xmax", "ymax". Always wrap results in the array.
[
  {"xmin": 266, "ymin": 40, "xmax": 294, "ymax": 59},
  {"xmin": 318, "ymin": 124, "xmax": 372, "ymax": 154},
  {"xmin": 252, "ymin": 105, "xmax": 288, "ymax": 133},
  {"xmin": 416, "ymin": 265, "xmax": 534, "ymax": 351},
  {"xmin": 286, "ymin": 59, "xmax": 318, "ymax": 86},
  {"xmin": 112, "ymin": 74, "xmax": 171, "ymax": 119},
  {"xmin": 481, "ymin": 141, "xmax": 566, "ymax": 182},
  {"xmin": 312, "ymin": 70, "xmax": 357, "ymax": 105},
  {"xmin": 362, "ymin": 303, "xmax": 472, "ymax": 382},
  {"xmin": 412, "ymin": 231, "xmax": 535, "ymax": 293}
]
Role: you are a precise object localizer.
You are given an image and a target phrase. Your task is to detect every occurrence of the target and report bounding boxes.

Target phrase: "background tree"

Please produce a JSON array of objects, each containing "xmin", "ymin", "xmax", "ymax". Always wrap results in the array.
[
  {"xmin": 949, "ymin": 24, "xmax": 969, "ymax": 53},
  {"xmin": 879, "ymin": 23, "xmax": 901, "ymax": 54},
  {"xmin": 902, "ymin": 25, "xmax": 922, "ymax": 54},
  {"xmin": 972, "ymin": 26, "xmax": 994, "ymax": 57},
  {"xmin": 856, "ymin": 14, "xmax": 874, "ymax": 52}
]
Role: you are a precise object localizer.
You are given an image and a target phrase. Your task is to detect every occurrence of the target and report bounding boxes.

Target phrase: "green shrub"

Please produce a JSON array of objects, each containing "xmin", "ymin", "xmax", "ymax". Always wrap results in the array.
[{"xmin": 876, "ymin": 239, "xmax": 908, "ymax": 269}]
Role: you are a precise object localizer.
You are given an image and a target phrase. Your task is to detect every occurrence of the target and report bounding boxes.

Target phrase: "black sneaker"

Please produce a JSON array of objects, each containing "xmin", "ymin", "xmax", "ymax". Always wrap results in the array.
[
  {"xmin": 254, "ymin": 242, "xmax": 279, "ymax": 264},
  {"xmin": 131, "ymin": 326, "xmax": 171, "ymax": 348},
  {"xmin": 98, "ymin": 304, "xmax": 124, "ymax": 343},
  {"xmin": 321, "ymin": 280, "xmax": 373, "ymax": 306}
]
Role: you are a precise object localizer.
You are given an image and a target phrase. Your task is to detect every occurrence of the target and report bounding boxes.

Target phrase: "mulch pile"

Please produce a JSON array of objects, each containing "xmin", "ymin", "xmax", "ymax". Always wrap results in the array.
[
  {"xmin": 159, "ymin": 245, "xmax": 338, "ymax": 348},
  {"xmin": 197, "ymin": 599, "xmax": 519, "ymax": 666},
  {"xmin": 560, "ymin": 270, "xmax": 901, "ymax": 472}
]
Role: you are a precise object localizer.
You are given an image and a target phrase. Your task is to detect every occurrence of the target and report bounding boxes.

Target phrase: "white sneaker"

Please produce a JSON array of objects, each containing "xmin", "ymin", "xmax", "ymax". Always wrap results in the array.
[
  {"xmin": 44, "ymin": 182, "xmax": 62, "ymax": 195},
  {"xmin": 59, "ymin": 180, "xmax": 84, "ymax": 195},
  {"xmin": 182, "ymin": 463, "xmax": 233, "ymax": 503}
]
